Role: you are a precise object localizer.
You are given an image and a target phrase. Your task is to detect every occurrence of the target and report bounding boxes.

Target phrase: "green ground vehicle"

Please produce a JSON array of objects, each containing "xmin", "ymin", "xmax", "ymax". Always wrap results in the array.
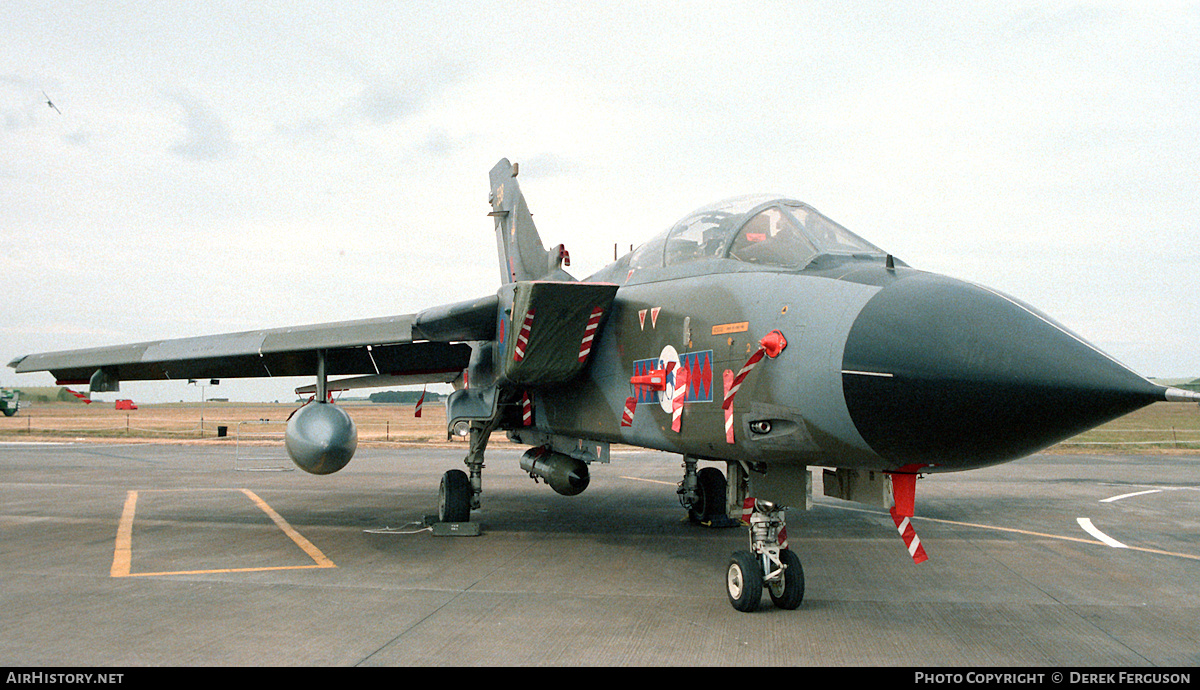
[{"xmin": 1, "ymin": 388, "xmax": 19, "ymax": 417}]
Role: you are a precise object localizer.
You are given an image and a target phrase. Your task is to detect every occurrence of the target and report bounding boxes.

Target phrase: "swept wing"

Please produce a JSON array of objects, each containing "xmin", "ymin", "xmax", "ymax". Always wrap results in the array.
[{"xmin": 8, "ymin": 295, "xmax": 498, "ymax": 392}]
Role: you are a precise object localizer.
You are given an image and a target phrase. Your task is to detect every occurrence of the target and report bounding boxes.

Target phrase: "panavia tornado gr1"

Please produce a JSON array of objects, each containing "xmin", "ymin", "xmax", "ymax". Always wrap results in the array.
[{"xmin": 11, "ymin": 158, "xmax": 1198, "ymax": 612}]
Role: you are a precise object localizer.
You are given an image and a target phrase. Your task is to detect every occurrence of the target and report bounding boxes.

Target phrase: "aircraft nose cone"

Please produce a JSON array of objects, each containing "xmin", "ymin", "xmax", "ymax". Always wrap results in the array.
[{"xmin": 841, "ymin": 273, "xmax": 1162, "ymax": 469}]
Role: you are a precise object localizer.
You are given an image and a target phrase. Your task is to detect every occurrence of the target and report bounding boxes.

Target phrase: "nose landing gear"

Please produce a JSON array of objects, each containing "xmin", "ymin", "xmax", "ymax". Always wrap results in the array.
[{"xmin": 726, "ymin": 498, "xmax": 804, "ymax": 612}]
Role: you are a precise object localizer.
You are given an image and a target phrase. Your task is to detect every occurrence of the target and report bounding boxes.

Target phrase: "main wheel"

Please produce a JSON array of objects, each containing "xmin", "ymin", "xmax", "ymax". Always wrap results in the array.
[
  {"xmin": 767, "ymin": 548, "xmax": 805, "ymax": 610},
  {"xmin": 1, "ymin": 408, "xmax": 15, "ymax": 417},
  {"xmin": 689, "ymin": 466, "xmax": 727, "ymax": 524},
  {"xmin": 438, "ymin": 469, "xmax": 472, "ymax": 523},
  {"xmin": 726, "ymin": 550, "xmax": 763, "ymax": 612}
]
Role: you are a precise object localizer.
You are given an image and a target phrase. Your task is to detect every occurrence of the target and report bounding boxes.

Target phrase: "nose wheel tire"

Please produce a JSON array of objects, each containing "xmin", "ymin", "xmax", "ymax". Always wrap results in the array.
[
  {"xmin": 767, "ymin": 548, "xmax": 805, "ymax": 610},
  {"xmin": 439, "ymin": 469, "xmax": 472, "ymax": 523},
  {"xmin": 726, "ymin": 550, "xmax": 763, "ymax": 612}
]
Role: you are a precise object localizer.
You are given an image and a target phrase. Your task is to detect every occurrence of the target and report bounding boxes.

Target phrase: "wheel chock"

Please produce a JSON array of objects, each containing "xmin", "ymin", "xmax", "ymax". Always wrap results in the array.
[{"xmin": 424, "ymin": 515, "xmax": 482, "ymax": 537}]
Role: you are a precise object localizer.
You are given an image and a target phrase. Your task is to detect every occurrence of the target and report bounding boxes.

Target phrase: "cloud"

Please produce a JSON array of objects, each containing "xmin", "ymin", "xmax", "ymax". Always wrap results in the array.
[
  {"xmin": 516, "ymin": 153, "xmax": 577, "ymax": 180},
  {"xmin": 352, "ymin": 80, "xmax": 422, "ymax": 125},
  {"xmin": 414, "ymin": 128, "xmax": 456, "ymax": 156},
  {"xmin": 270, "ymin": 58, "xmax": 468, "ymax": 152},
  {"xmin": 162, "ymin": 90, "xmax": 235, "ymax": 161},
  {"xmin": 0, "ymin": 74, "xmax": 42, "ymax": 131},
  {"xmin": 349, "ymin": 59, "xmax": 465, "ymax": 126}
]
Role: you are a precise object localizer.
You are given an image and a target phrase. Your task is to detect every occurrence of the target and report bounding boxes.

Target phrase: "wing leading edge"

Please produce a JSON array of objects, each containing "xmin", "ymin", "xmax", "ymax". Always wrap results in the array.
[{"xmin": 8, "ymin": 295, "xmax": 498, "ymax": 392}]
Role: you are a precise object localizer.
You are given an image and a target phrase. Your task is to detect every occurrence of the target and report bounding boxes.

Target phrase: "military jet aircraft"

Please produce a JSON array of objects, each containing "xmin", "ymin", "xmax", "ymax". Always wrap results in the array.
[{"xmin": 11, "ymin": 158, "xmax": 1199, "ymax": 612}]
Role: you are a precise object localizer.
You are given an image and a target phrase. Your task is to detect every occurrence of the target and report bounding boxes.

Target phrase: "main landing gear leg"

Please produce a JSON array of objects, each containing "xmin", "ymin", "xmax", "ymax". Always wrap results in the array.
[
  {"xmin": 726, "ymin": 499, "xmax": 804, "ymax": 612},
  {"xmin": 439, "ymin": 421, "xmax": 492, "ymax": 523},
  {"xmin": 678, "ymin": 456, "xmax": 737, "ymax": 526}
]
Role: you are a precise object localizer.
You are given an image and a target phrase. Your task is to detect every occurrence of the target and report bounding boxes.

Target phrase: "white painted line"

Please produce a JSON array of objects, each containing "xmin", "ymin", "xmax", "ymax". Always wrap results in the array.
[
  {"xmin": 841, "ymin": 370, "xmax": 894, "ymax": 378},
  {"xmin": 0, "ymin": 442, "xmax": 73, "ymax": 446},
  {"xmin": 1101, "ymin": 489, "xmax": 1163, "ymax": 503},
  {"xmin": 818, "ymin": 502, "xmax": 1200, "ymax": 561},
  {"xmin": 1077, "ymin": 518, "xmax": 1128, "ymax": 548},
  {"xmin": 619, "ymin": 475, "xmax": 676, "ymax": 486}
]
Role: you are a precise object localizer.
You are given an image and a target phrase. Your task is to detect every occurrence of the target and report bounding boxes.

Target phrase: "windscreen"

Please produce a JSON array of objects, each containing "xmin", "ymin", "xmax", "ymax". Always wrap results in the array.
[{"xmin": 784, "ymin": 204, "xmax": 884, "ymax": 256}]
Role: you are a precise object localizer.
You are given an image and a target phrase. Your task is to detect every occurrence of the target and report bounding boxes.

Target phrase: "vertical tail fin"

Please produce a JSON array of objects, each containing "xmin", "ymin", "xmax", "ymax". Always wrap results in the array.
[{"xmin": 488, "ymin": 159, "xmax": 573, "ymax": 284}]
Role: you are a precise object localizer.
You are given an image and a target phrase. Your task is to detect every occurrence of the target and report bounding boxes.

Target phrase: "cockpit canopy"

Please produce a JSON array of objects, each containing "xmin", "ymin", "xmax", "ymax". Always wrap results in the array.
[{"xmin": 629, "ymin": 195, "xmax": 887, "ymax": 271}]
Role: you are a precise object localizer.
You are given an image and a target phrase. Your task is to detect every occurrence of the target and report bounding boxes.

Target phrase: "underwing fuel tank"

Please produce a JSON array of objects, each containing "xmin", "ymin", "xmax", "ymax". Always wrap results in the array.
[
  {"xmin": 519, "ymin": 447, "xmax": 590, "ymax": 496},
  {"xmin": 285, "ymin": 402, "xmax": 358, "ymax": 475}
]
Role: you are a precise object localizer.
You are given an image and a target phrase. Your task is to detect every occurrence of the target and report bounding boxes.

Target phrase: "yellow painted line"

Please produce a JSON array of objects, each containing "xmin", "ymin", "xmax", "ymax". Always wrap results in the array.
[
  {"xmin": 239, "ymin": 488, "xmax": 335, "ymax": 568},
  {"xmin": 821, "ymin": 502, "xmax": 1200, "ymax": 562},
  {"xmin": 121, "ymin": 564, "xmax": 331, "ymax": 577},
  {"xmin": 110, "ymin": 490, "xmax": 137, "ymax": 577},
  {"xmin": 1114, "ymin": 544, "xmax": 1200, "ymax": 562},
  {"xmin": 110, "ymin": 488, "xmax": 335, "ymax": 578}
]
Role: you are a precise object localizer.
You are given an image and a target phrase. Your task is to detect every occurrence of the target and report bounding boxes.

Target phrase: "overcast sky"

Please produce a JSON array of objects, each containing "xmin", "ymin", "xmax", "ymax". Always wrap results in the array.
[{"xmin": 2, "ymin": 2, "xmax": 1198, "ymax": 403}]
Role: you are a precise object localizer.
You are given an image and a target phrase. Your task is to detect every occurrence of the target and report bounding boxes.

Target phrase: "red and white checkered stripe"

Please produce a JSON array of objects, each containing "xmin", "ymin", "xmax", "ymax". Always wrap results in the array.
[
  {"xmin": 723, "ymin": 346, "xmax": 767, "ymax": 410},
  {"xmin": 671, "ymin": 367, "xmax": 688, "ymax": 433},
  {"xmin": 721, "ymin": 331, "xmax": 788, "ymax": 443},
  {"xmin": 578, "ymin": 307, "xmax": 603, "ymax": 362},
  {"xmin": 414, "ymin": 387, "xmax": 425, "ymax": 418},
  {"xmin": 890, "ymin": 506, "xmax": 928, "ymax": 564},
  {"xmin": 723, "ymin": 369, "xmax": 735, "ymax": 443},
  {"xmin": 621, "ymin": 396, "xmax": 637, "ymax": 426},
  {"xmin": 513, "ymin": 309, "xmax": 535, "ymax": 362},
  {"xmin": 522, "ymin": 391, "xmax": 533, "ymax": 426},
  {"xmin": 65, "ymin": 388, "xmax": 92, "ymax": 405}
]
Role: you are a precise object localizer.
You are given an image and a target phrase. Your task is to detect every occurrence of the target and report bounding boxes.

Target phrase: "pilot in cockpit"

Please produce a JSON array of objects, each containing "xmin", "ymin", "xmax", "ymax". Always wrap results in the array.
[{"xmin": 730, "ymin": 208, "xmax": 817, "ymax": 268}]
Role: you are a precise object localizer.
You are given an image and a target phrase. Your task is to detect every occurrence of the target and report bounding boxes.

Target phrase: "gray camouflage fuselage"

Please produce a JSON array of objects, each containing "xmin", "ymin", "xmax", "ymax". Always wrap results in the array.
[{"xmin": 9, "ymin": 158, "xmax": 1195, "ymax": 482}]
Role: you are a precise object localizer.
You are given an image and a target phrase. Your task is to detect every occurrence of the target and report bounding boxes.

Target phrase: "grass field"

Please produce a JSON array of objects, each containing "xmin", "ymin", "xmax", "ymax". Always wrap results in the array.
[
  {"xmin": 1, "ymin": 400, "xmax": 1197, "ymax": 453},
  {"xmin": 0, "ymin": 401, "xmax": 473, "ymax": 446},
  {"xmin": 1052, "ymin": 400, "xmax": 1200, "ymax": 452}
]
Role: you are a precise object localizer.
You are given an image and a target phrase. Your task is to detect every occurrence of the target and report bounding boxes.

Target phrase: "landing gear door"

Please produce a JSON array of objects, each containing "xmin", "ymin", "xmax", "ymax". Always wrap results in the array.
[
  {"xmin": 446, "ymin": 342, "xmax": 500, "ymax": 435},
  {"xmin": 749, "ymin": 464, "xmax": 812, "ymax": 511}
]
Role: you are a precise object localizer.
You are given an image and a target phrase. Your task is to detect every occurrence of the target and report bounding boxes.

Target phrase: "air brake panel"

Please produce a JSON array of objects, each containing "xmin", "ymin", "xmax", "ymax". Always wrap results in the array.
[{"xmin": 499, "ymin": 281, "xmax": 619, "ymax": 386}]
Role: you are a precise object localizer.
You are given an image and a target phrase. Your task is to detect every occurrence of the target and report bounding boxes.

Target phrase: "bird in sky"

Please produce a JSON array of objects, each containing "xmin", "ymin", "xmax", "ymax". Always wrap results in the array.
[{"xmin": 42, "ymin": 90, "xmax": 61, "ymax": 115}]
